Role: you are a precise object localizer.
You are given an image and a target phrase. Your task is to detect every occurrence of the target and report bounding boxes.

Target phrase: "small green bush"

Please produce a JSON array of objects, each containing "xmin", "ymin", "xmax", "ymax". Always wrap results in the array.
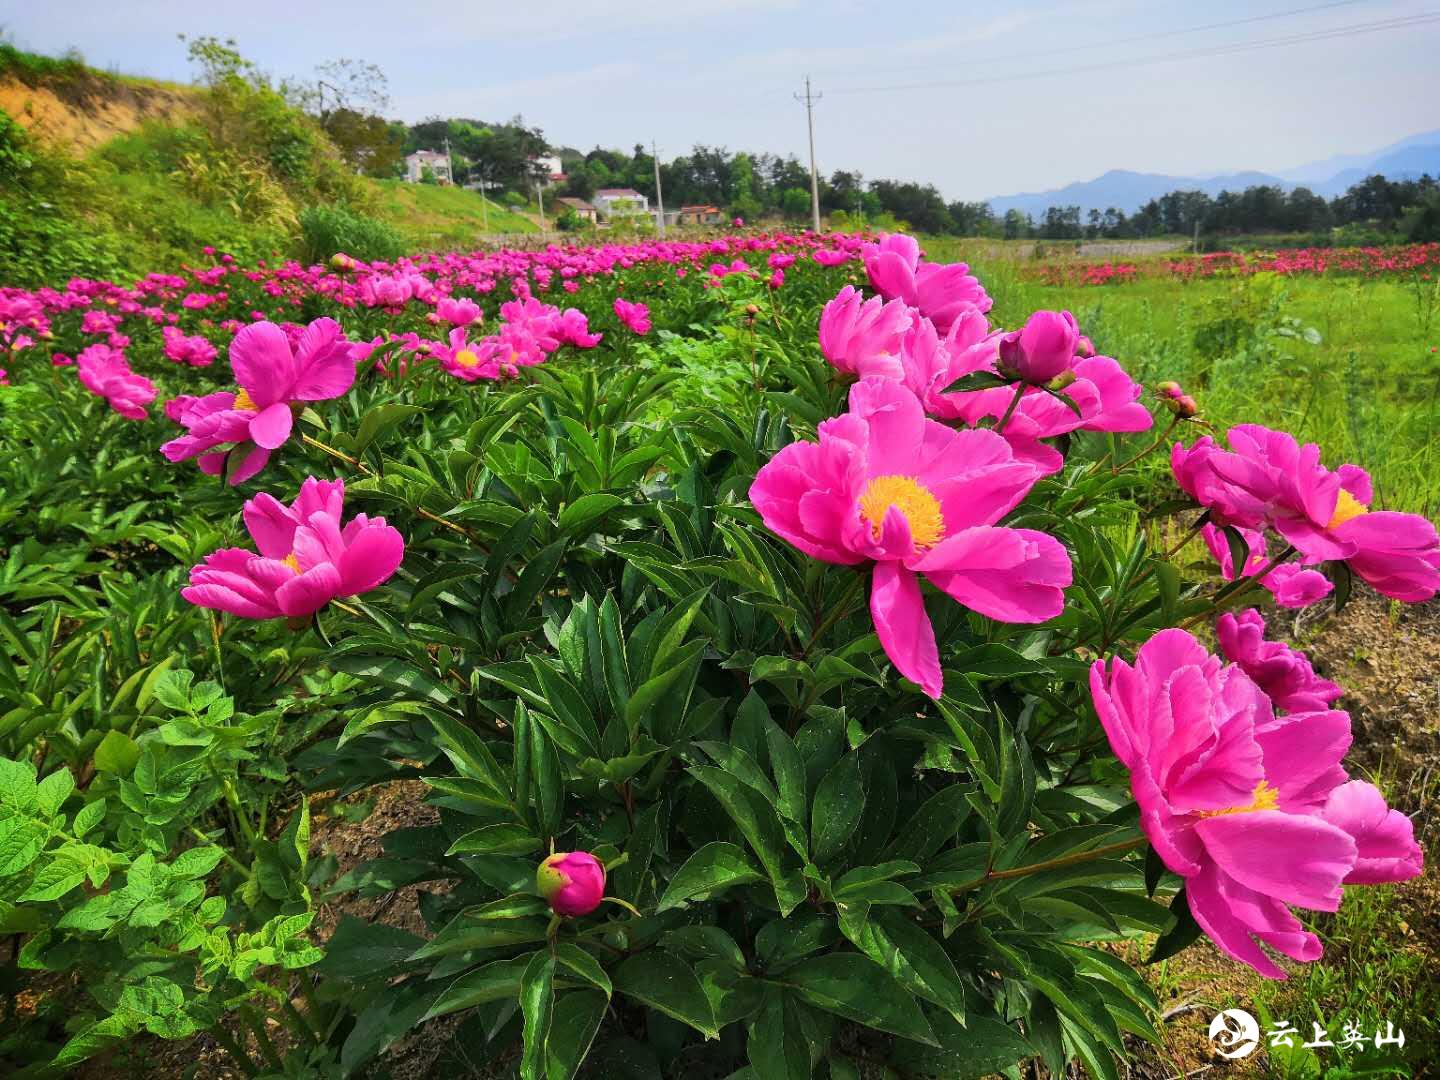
[{"xmin": 297, "ymin": 203, "xmax": 405, "ymax": 264}]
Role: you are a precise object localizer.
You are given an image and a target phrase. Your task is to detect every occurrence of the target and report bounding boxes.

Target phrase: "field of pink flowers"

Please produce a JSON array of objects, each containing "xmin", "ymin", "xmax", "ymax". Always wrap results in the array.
[{"xmin": 0, "ymin": 229, "xmax": 1435, "ymax": 1076}]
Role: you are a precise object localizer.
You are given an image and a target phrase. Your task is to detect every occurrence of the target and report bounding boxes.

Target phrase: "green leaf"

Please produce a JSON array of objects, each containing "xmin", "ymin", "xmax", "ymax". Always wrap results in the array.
[
  {"xmin": 544, "ymin": 989, "xmax": 608, "ymax": 1080},
  {"xmin": 353, "ymin": 403, "xmax": 424, "ymax": 458},
  {"xmin": 423, "ymin": 954, "xmax": 536, "ymax": 1019},
  {"xmin": 558, "ymin": 493, "xmax": 625, "ymax": 536},
  {"xmin": 656, "ymin": 842, "xmax": 764, "ymax": 912},
  {"xmin": 555, "ymin": 942, "xmax": 611, "ymax": 996},
  {"xmin": 613, "ymin": 951, "xmax": 718, "ymax": 1038},
  {"xmin": 689, "ymin": 766, "xmax": 805, "ymax": 915},
  {"xmin": 842, "ymin": 908, "xmax": 968, "ymax": 1021},
  {"xmin": 519, "ymin": 950, "xmax": 555, "ymax": 1080},
  {"xmin": 428, "ymin": 713, "xmax": 510, "ymax": 797},
  {"xmin": 93, "ymin": 730, "xmax": 141, "ymax": 775},
  {"xmin": 35, "ymin": 768, "xmax": 75, "ymax": 817},
  {"xmin": 71, "ymin": 798, "xmax": 105, "ymax": 837},
  {"xmin": 447, "ymin": 823, "xmax": 542, "ymax": 857},
  {"xmin": 748, "ymin": 992, "xmax": 812, "ymax": 1080},
  {"xmin": 783, "ymin": 953, "xmax": 937, "ymax": 1046},
  {"xmin": 1147, "ymin": 884, "xmax": 1203, "ymax": 964},
  {"xmin": 810, "ymin": 752, "xmax": 864, "ymax": 865},
  {"xmin": 941, "ymin": 370, "xmax": 1012, "ymax": 394},
  {"xmin": 170, "ymin": 845, "xmax": 225, "ymax": 879},
  {"xmin": 314, "ymin": 916, "xmax": 425, "ymax": 979},
  {"xmin": 890, "ymin": 1012, "xmax": 1035, "ymax": 1078},
  {"xmin": 505, "ymin": 539, "xmax": 567, "ymax": 621}
]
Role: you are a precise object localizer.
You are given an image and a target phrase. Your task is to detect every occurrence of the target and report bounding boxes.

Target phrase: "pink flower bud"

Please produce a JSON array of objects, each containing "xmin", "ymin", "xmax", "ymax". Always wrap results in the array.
[
  {"xmin": 1155, "ymin": 380, "xmax": 1183, "ymax": 399},
  {"xmin": 536, "ymin": 851, "xmax": 606, "ymax": 917},
  {"xmin": 997, "ymin": 310, "xmax": 1079, "ymax": 384},
  {"xmin": 1166, "ymin": 393, "xmax": 1199, "ymax": 418}
]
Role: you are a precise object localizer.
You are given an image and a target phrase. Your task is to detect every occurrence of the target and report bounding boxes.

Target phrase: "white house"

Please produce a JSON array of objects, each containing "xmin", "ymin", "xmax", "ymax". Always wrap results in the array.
[
  {"xmin": 404, "ymin": 149, "xmax": 452, "ymax": 184},
  {"xmin": 534, "ymin": 155, "xmax": 566, "ymax": 185},
  {"xmin": 593, "ymin": 188, "xmax": 649, "ymax": 219}
]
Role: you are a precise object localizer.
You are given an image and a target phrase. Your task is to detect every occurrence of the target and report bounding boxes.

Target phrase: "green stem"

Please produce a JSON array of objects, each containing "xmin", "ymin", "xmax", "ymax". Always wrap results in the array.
[
  {"xmin": 947, "ymin": 835, "xmax": 1147, "ymax": 898},
  {"xmin": 1112, "ymin": 415, "xmax": 1181, "ymax": 476},
  {"xmin": 993, "ymin": 381, "xmax": 1027, "ymax": 435},
  {"xmin": 1176, "ymin": 544, "xmax": 1298, "ymax": 631},
  {"xmin": 188, "ymin": 827, "xmax": 251, "ymax": 877},
  {"xmin": 211, "ymin": 1025, "xmax": 261, "ymax": 1077},
  {"xmin": 239, "ymin": 1005, "xmax": 284, "ymax": 1072},
  {"xmin": 281, "ymin": 997, "xmax": 322, "ymax": 1046},
  {"xmin": 801, "ymin": 569, "xmax": 867, "ymax": 659}
]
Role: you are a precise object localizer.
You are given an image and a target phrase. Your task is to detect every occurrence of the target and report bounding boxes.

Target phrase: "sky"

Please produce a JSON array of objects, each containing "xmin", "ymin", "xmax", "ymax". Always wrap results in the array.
[{"xmin": 6, "ymin": 0, "xmax": 1439, "ymax": 200}]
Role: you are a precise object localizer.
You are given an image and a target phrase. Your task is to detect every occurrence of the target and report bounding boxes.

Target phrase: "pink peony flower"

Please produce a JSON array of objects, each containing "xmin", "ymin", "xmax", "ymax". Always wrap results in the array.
[
  {"xmin": 1091, "ymin": 629, "xmax": 1420, "ymax": 978},
  {"xmin": 613, "ymin": 297, "xmax": 652, "ymax": 335},
  {"xmin": 997, "ymin": 310, "xmax": 1080, "ymax": 384},
  {"xmin": 1177, "ymin": 426, "xmax": 1440, "ymax": 602},
  {"xmin": 1215, "ymin": 608, "xmax": 1342, "ymax": 713},
  {"xmin": 161, "ymin": 318, "xmax": 355, "ymax": 485},
  {"xmin": 436, "ymin": 296, "xmax": 482, "ymax": 327},
  {"xmin": 76, "ymin": 344, "xmax": 156, "ymax": 420},
  {"xmin": 818, "ymin": 285, "xmax": 914, "ymax": 379},
  {"xmin": 437, "ymin": 327, "xmax": 496, "ymax": 382},
  {"xmin": 162, "ymin": 326, "xmax": 218, "ymax": 367},
  {"xmin": 553, "ymin": 308, "xmax": 603, "ymax": 349},
  {"xmin": 749, "ymin": 378, "xmax": 1071, "ymax": 698},
  {"xmin": 1200, "ymin": 524, "xmax": 1334, "ymax": 609},
  {"xmin": 182, "ymin": 477, "xmax": 403, "ymax": 620},
  {"xmin": 861, "ymin": 233, "xmax": 991, "ymax": 333},
  {"xmin": 536, "ymin": 851, "xmax": 606, "ymax": 917}
]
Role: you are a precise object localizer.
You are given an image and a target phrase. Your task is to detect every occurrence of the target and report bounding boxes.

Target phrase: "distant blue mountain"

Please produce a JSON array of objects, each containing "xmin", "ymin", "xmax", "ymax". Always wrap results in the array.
[{"xmin": 985, "ymin": 131, "xmax": 1440, "ymax": 218}]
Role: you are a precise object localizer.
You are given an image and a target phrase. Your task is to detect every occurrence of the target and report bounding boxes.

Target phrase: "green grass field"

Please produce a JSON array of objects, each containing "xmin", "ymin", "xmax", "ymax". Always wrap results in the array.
[
  {"xmin": 368, "ymin": 179, "xmax": 539, "ymax": 247},
  {"xmin": 926, "ymin": 238, "xmax": 1440, "ymax": 515}
]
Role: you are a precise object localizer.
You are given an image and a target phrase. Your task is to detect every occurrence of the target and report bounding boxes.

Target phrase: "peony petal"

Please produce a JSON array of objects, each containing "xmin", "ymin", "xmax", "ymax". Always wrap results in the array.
[
  {"xmin": 1194, "ymin": 810, "xmax": 1355, "ymax": 913},
  {"xmin": 337, "ymin": 522, "xmax": 405, "ymax": 595},
  {"xmin": 274, "ymin": 562, "xmax": 344, "ymax": 618},
  {"xmin": 912, "ymin": 526, "xmax": 1071, "ymax": 623},
  {"xmin": 229, "ymin": 322, "xmax": 296, "ymax": 408},
  {"xmin": 248, "ymin": 402, "xmax": 294, "ymax": 450},
  {"xmin": 869, "ymin": 561, "xmax": 941, "ymax": 699}
]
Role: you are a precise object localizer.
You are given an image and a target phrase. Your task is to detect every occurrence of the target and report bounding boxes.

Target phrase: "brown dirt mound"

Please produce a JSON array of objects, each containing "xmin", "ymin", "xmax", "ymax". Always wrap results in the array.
[{"xmin": 1, "ymin": 75, "xmax": 196, "ymax": 151}]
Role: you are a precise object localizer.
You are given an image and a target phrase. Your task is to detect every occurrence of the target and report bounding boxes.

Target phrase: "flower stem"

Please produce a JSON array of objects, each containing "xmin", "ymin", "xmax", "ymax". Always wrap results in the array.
[
  {"xmin": 993, "ymin": 381, "xmax": 1027, "ymax": 435},
  {"xmin": 947, "ymin": 834, "xmax": 1146, "ymax": 898},
  {"xmin": 1112, "ymin": 415, "xmax": 1181, "ymax": 476}
]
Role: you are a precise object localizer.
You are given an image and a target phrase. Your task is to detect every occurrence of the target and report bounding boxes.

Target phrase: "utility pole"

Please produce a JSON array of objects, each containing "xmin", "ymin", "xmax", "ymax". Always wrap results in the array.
[
  {"xmin": 795, "ymin": 76, "xmax": 822, "ymax": 233},
  {"xmin": 443, "ymin": 136, "xmax": 453, "ymax": 185},
  {"xmin": 536, "ymin": 180, "xmax": 546, "ymax": 231},
  {"xmin": 652, "ymin": 140, "xmax": 666, "ymax": 237}
]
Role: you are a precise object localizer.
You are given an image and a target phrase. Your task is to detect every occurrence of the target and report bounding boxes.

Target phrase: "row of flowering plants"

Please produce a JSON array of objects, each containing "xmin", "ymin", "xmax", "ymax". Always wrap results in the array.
[
  {"xmin": 0, "ymin": 228, "xmax": 1433, "ymax": 1076},
  {"xmin": 1021, "ymin": 241, "xmax": 1440, "ymax": 287}
]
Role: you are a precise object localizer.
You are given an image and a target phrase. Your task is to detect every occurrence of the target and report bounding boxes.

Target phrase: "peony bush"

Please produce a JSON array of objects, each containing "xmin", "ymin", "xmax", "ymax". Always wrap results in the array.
[{"xmin": 0, "ymin": 229, "xmax": 1433, "ymax": 1075}]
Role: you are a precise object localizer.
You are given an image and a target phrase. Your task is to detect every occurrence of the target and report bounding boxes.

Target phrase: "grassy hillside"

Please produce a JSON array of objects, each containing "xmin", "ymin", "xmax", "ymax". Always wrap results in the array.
[
  {"xmin": 0, "ymin": 44, "xmax": 536, "ymax": 288},
  {"xmin": 370, "ymin": 179, "xmax": 538, "ymax": 247}
]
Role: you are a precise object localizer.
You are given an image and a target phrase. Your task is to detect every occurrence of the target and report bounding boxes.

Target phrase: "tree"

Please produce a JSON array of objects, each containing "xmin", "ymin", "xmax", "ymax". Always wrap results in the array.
[{"xmin": 780, "ymin": 187, "xmax": 810, "ymax": 219}]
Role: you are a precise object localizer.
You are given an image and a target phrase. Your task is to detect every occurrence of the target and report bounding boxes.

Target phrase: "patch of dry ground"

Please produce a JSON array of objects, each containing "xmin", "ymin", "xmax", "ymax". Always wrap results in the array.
[{"xmin": 1, "ymin": 75, "xmax": 196, "ymax": 150}]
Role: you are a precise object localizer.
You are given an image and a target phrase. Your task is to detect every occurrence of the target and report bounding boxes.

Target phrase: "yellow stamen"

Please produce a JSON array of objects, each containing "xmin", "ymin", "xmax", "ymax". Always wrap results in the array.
[
  {"xmin": 1198, "ymin": 780, "xmax": 1279, "ymax": 818},
  {"xmin": 454, "ymin": 349, "xmax": 480, "ymax": 368},
  {"xmin": 858, "ymin": 475, "xmax": 945, "ymax": 548},
  {"xmin": 233, "ymin": 387, "xmax": 259, "ymax": 412},
  {"xmin": 282, "ymin": 553, "xmax": 301, "ymax": 573},
  {"xmin": 1327, "ymin": 489, "xmax": 1368, "ymax": 530}
]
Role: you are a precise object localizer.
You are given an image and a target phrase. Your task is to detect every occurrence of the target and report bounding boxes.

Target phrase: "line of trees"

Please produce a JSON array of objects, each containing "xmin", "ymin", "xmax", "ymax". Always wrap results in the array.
[
  {"xmin": 281, "ymin": 56, "xmax": 1440, "ymax": 241},
  {"xmin": 1012, "ymin": 174, "xmax": 1440, "ymax": 242}
]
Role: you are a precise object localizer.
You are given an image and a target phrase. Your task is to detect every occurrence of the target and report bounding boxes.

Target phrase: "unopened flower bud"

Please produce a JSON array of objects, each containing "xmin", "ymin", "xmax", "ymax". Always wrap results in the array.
[
  {"xmin": 1165, "ymin": 393, "xmax": 1199, "ymax": 418},
  {"xmin": 745, "ymin": 303, "xmax": 760, "ymax": 316},
  {"xmin": 1155, "ymin": 380, "xmax": 1183, "ymax": 400},
  {"xmin": 1076, "ymin": 335, "xmax": 1096, "ymax": 358},
  {"xmin": 330, "ymin": 252, "xmax": 357, "ymax": 273},
  {"xmin": 536, "ymin": 851, "xmax": 605, "ymax": 917},
  {"xmin": 996, "ymin": 310, "xmax": 1080, "ymax": 384}
]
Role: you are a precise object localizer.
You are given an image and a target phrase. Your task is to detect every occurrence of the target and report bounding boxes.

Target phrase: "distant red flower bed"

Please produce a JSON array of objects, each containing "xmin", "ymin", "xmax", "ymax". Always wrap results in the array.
[{"xmin": 1031, "ymin": 242, "xmax": 1440, "ymax": 287}]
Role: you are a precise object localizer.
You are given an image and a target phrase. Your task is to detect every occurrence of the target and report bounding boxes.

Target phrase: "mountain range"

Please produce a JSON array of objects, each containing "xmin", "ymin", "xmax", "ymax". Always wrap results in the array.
[{"xmin": 985, "ymin": 129, "xmax": 1440, "ymax": 219}]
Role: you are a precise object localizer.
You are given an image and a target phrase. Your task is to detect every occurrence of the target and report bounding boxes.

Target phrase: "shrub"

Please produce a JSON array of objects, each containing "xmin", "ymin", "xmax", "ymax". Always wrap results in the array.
[{"xmin": 297, "ymin": 203, "xmax": 405, "ymax": 263}]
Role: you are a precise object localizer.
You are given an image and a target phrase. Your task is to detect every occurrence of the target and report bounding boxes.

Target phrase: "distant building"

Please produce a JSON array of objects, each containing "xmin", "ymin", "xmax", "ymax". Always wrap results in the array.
[
  {"xmin": 534, "ymin": 155, "xmax": 566, "ymax": 186},
  {"xmin": 593, "ymin": 188, "xmax": 649, "ymax": 219},
  {"xmin": 677, "ymin": 205, "xmax": 725, "ymax": 226},
  {"xmin": 404, "ymin": 150, "xmax": 452, "ymax": 184},
  {"xmin": 556, "ymin": 197, "xmax": 598, "ymax": 225}
]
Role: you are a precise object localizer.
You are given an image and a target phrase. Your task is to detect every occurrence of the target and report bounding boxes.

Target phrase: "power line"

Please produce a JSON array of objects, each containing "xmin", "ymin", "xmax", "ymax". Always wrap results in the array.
[
  {"xmin": 816, "ymin": 0, "xmax": 1376, "ymax": 79},
  {"xmin": 825, "ymin": 12, "xmax": 1440, "ymax": 96}
]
